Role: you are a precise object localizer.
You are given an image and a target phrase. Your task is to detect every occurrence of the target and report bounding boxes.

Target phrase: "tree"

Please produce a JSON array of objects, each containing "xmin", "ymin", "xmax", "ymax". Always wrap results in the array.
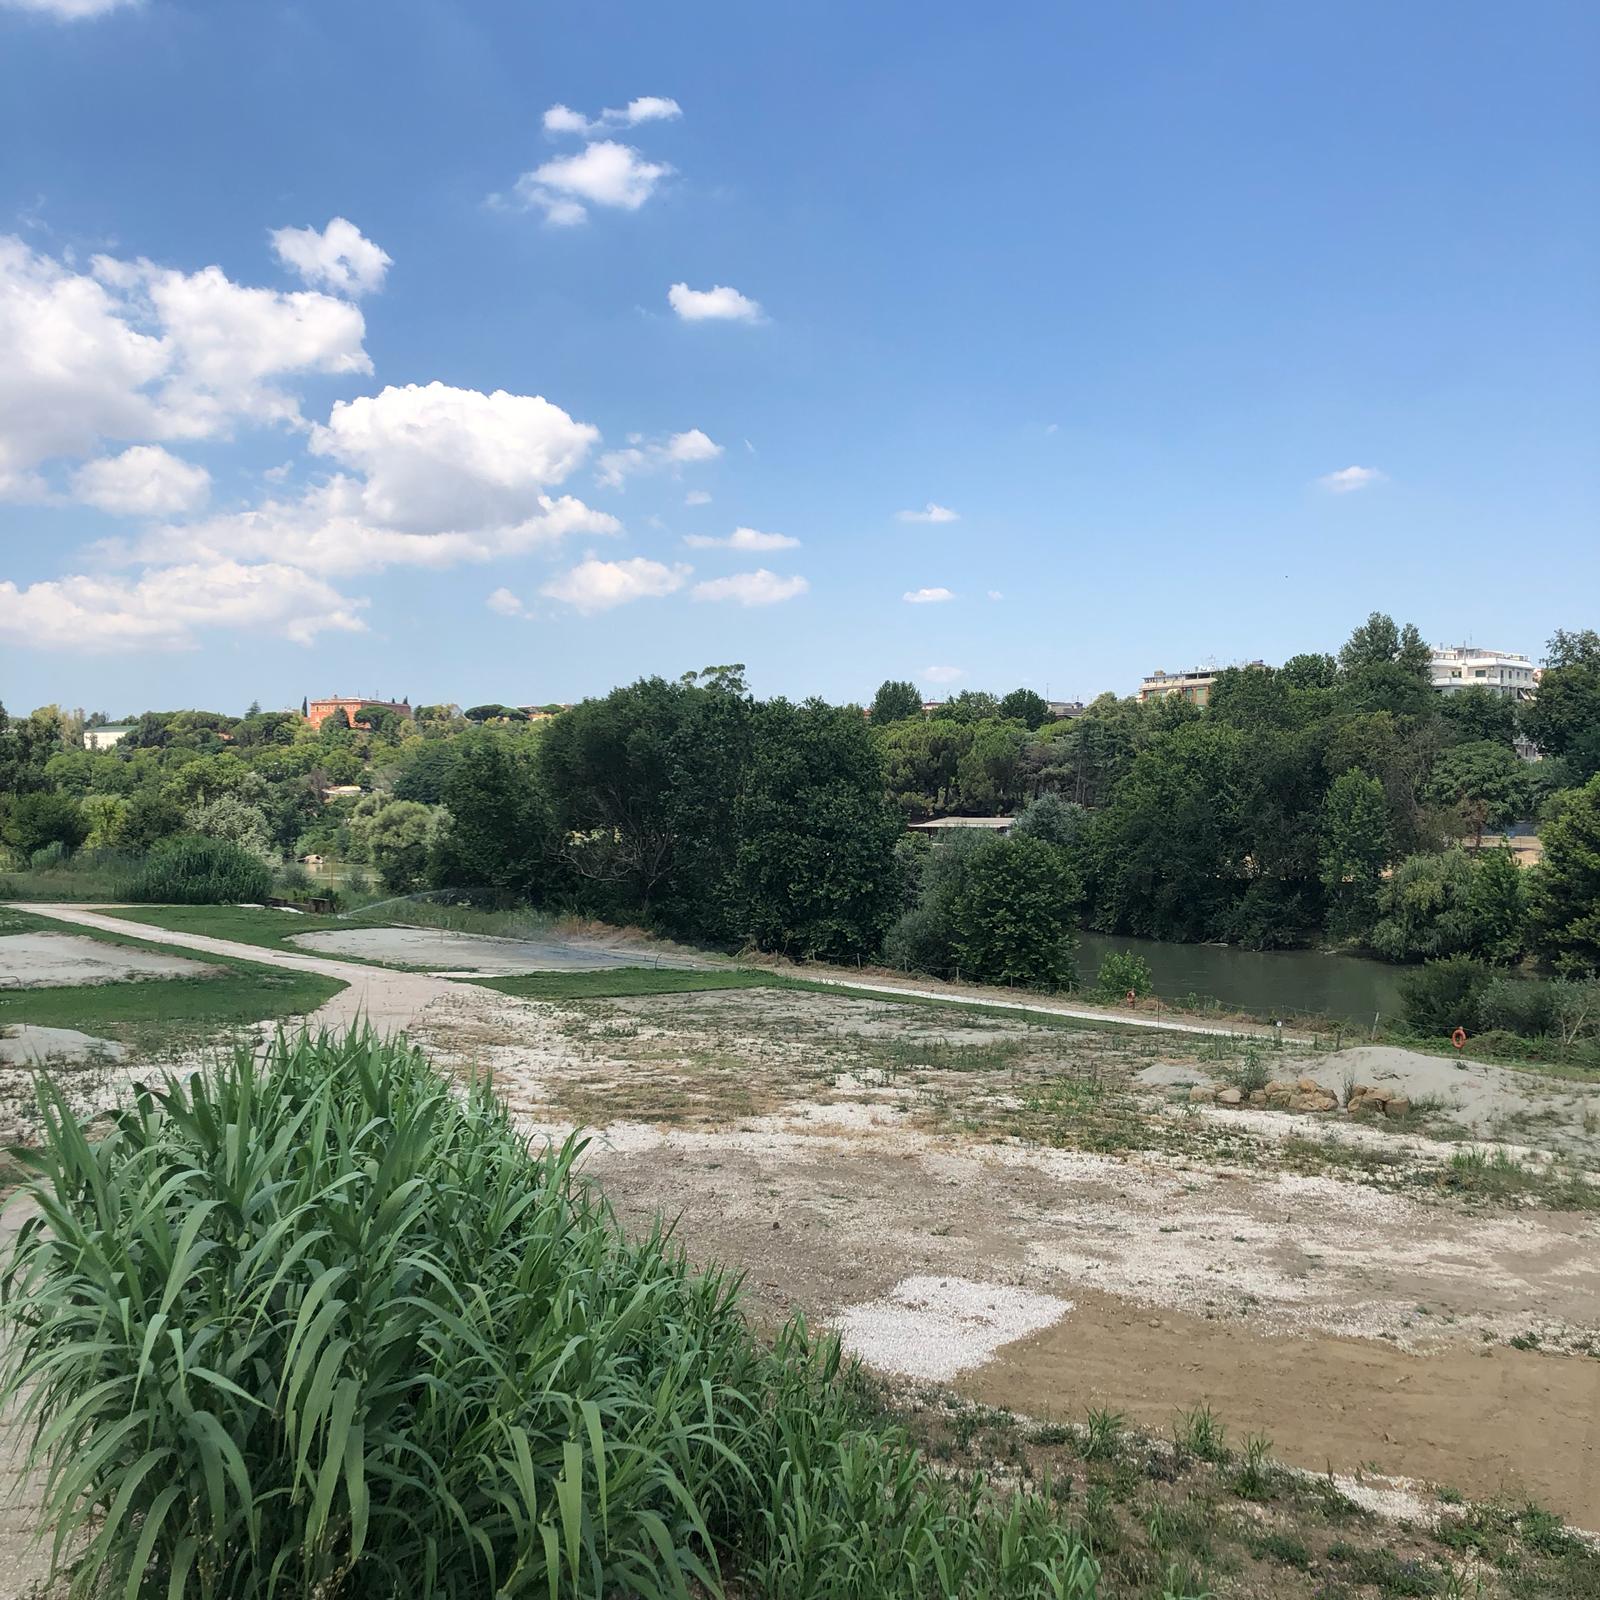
[
  {"xmin": 1009, "ymin": 794, "xmax": 1090, "ymax": 850},
  {"xmin": 734, "ymin": 698, "xmax": 903, "ymax": 961},
  {"xmin": 1529, "ymin": 775, "xmax": 1600, "ymax": 972},
  {"xmin": 118, "ymin": 790, "xmax": 186, "ymax": 851},
  {"xmin": 997, "ymin": 688, "xmax": 1051, "ymax": 731},
  {"xmin": 1280, "ymin": 653, "xmax": 1338, "ymax": 691},
  {"xmin": 360, "ymin": 799, "xmax": 446, "ymax": 893},
  {"xmin": 947, "ymin": 835, "xmax": 1081, "ymax": 988},
  {"xmin": 1337, "ymin": 612, "xmax": 1433, "ymax": 715},
  {"xmin": 1368, "ymin": 849, "xmax": 1523, "ymax": 963},
  {"xmin": 392, "ymin": 740, "xmax": 462, "ymax": 805},
  {"xmin": 941, "ymin": 690, "xmax": 1001, "ymax": 725},
  {"xmin": 184, "ymin": 794, "xmax": 277, "ymax": 863},
  {"xmin": 869, "ymin": 680, "xmax": 923, "ymax": 724},
  {"xmin": 879, "ymin": 718, "xmax": 972, "ymax": 818},
  {"xmin": 1439, "ymin": 686, "xmax": 1519, "ymax": 749},
  {"xmin": 1, "ymin": 791, "xmax": 88, "ymax": 857},
  {"xmin": 430, "ymin": 733, "xmax": 562, "ymax": 901},
  {"xmin": 952, "ymin": 720, "xmax": 1028, "ymax": 813},
  {"xmin": 1319, "ymin": 770, "xmax": 1389, "ymax": 941},
  {"xmin": 1466, "ymin": 846, "xmax": 1528, "ymax": 965},
  {"xmin": 1521, "ymin": 629, "xmax": 1600, "ymax": 779},
  {"xmin": 1426, "ymin": 741, "xmax": 1534, "ymax": 845}
]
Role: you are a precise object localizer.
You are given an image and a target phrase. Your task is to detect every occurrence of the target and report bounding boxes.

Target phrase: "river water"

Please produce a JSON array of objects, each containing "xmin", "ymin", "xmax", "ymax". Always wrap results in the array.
[{"xmin": 1076, "ymin": 930, "xmax": 1408, "ymax": 1029}]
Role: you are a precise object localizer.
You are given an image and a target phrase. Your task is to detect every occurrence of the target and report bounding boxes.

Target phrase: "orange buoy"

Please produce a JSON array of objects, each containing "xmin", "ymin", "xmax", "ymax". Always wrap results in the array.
[
  {"xmin": 1451, "ymin": 1027, "xmax": 1467, "ymax": 1049},
  {"xmin": 1126, "ymin": 989, "xmax": 1137, "ymax": 1006}
]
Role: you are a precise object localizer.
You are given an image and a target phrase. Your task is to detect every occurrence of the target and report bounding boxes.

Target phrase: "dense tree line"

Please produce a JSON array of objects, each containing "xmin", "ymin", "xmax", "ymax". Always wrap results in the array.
[{"xmin": 2, "ymin": 614, "xmax": 1597, "ymax": 984}]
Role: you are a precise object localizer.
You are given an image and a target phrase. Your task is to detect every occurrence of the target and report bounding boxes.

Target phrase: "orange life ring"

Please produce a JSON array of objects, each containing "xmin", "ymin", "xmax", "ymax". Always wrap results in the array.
[
  {"xmin": 1126, "ymin": 989, "xmax": 1137, "ymax": 1006},
  {"xmin": 1451, "ymin": 1027, "xmax": 1467, "ymax": 1049}
]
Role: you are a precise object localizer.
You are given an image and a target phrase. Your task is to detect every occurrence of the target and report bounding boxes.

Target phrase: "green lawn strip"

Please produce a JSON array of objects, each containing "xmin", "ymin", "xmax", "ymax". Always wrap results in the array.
[
  {"xmin": 469, "ymin": 967, "xmax": 785, "ymax": 1000},
  {"xmin": 101, "ymin": 903, "xmax": 350, "ymax": 950},
  {"xmin": 1, "ymin": 913, "xmax": 344, "ymax": 1050}
]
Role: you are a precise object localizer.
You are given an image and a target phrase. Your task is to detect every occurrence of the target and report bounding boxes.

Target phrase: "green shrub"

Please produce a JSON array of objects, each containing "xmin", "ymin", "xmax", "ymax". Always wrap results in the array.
[
  {"xmin": 1399, "ymin": 955, "xmax": 1490, "ymax": 1035},
  {"xmin": 27, "ymin": 840, "xmax": 71, "ymax": 871},
  {"xmin": 1094, "ymin": 950, "xmax": 1154, "ymax": 1000},
  {"xmin": 1477, "ymin": 974, "xmax": 1558, "ymax": 1038},
  {"xmin": 275, "ymin": 860, "xmax": 314, "ymax": 897},
  {"xmin": 2, "ymin": 1031, "xmax": 1100, "ymax": 1600},
  {"xmin": 119, "ymin": 833, "xmax": 274, "ymax": 904}
]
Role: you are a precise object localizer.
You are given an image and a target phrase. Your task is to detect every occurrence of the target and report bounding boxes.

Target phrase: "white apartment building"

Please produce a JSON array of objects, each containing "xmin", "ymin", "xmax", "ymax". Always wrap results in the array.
[{"xmin": 1428, "ymin": 646, "xmax": 1538, "ymax": 702}]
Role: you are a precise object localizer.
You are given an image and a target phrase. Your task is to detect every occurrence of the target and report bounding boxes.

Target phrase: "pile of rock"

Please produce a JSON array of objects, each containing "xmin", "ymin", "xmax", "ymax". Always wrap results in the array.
[
  {"xmin": 1344, "ymin": 1082, "xmax": 1412, "ymax": 1119},
  {"xmin": 1188, "ymin": 1075, "xmax": 1336, "ymax": 1112}
]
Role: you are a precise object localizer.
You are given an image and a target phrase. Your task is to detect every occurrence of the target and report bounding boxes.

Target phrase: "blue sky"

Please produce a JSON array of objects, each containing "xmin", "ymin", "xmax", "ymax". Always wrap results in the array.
[{"xmin": 1, "ymin": 0, "xmax": 1595, "ymax": 716}]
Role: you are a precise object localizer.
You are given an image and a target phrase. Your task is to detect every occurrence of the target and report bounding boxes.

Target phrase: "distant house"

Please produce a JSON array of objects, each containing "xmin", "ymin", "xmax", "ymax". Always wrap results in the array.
[
  {"xmin": 306, "ymin": 695, "xmax": 413, "ymax": 731},
  {"xmin": 908, "ymin": 816, "xmax": 1014, "ymax": 837},
  {"xmin": 320, "ymin": 784, "xmax": 365, "ymax": 801},
  {"xmin": 83, "ymin": 724, "xmax": 132, "ymax": 751}
]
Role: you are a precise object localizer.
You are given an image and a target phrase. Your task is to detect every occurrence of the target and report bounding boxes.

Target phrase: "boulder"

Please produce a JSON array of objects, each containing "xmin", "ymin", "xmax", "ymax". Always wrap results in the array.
[
  {"xmin": 1249, "ymin": 1089, "xmax": 1267, "ymax": 1106},
  {"xmin": 1264, "ymin": 1080, "xmax": 1293, "ymax": 1098},
  {"xmin": 1189, "ymin": 1084, "xmax": 1215, "ymax": 1104},
  {"xmin": 1384, "ymin": 1097, "xmax": 1412, "ymax": 1119},
  {"xmin": 1297, "ymin": 1076, "xmax": 1322, "ymax": 1094},
  {"xmin": 1349, "ymin": 1082, "xmax": 1375, "ymax": 1101},
  {"xmin": 1216, "ymin": 1087, "xmax": 1243, "ymax": 1106}
]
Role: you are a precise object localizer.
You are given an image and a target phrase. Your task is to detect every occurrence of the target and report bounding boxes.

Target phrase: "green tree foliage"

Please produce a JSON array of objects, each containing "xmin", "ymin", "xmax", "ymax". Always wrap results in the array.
[
  {"xmin": 1093, "ymin": 949, "xmax": 1154, "ymax": 999},
  {"xmin": 1369, "ymin": 848, "xmax": 1527, "ymax": 964},
  {"xmin": 182, "ymin": 793, "xmax": 277, "ymax": 863},
  {"xmin": 996, "ymin": 687, "xmax": 1052, "ymax": 730},
  {"xmin": 1426, "ymin": 740, "xmax": 1534, "ymax": 844},
  {"xmin": 1320, "ymin": 769, "xmax": 1389, "ymax": 940},
  {"xmin": 120, "ymin": 834, "xmax": 274, "ymax": 903},
  {"xmin": 869, "ymin": 679, "xmax": 923, "ymax": 724},
  {"xmin": 1521, "ymin": 629, "xmax": 1600, "ymax": 779},
  {"xmin": 1400, "ymin": 955, "xmax": 1491, "ymax": 1034},
  {"xmin": 430, "ymin": 732, "xmax": 562, "ymax": 901},
  {"xmin": 1009, "ymin": 793, "xmax": 1090, "ymax": 849},
  {"xmin": 1438, "ymin": 685, "xmax": 1520, "ymax": 748},
  {"xmin": 391, "ymin": 739, "xmax": 462, "ymax": 805},
  {"xmin": 1337, "ymin": 612, "xmax": 1434, "ymax": 715},
  {"xmin": 1, "ymin": 790, "xmax": 88, "ymax": 858},
  {"xmin": 939, "ymin": 690, "xmax": 1001, "ymax": 724},
  {"xmin": 734, "ymin": 698, "xmax": 903, "ymax": 961},
  {"xmin": 1529, "ymin": 775, "xmax": 1600, "ymax": 972},
  {"xmin": 947, "ymin": 835, "xmax": 1081, "ymax": 988},
  {"xmin": 350, "ymin": 797, "xmax": 445, "ymax": 893}
]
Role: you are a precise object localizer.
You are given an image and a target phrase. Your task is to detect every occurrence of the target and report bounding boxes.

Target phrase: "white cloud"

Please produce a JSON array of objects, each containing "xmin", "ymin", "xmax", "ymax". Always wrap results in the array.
[
  {"xmin": 987, "ymin": 589, "xmax": 1004, "ymax": 601},
  {"xmin": 270, "ymin": 217, "xmax": 392, "ymax": 298},
  {"xmin": 71, "ymin": 445, "xmax": 210, "ymax": 516},
  {"xmin": 486, "ymin": 587, "xmax": 526, "ymax": 618},
  {"xmin": 683, "ymin": 525, "xmax": 798, "ymax": 552},
  {"xmin": 903, "ymin": 586, "xmax": 955, "ymax": 604},
  {"xmin": 923, "ymin": 665, "xmax": 964, "ymax": 684},
  {"xmin": 541, "ymin": 556, "xmax": 689, "ymax": 614},
  {"xmin": 684, "ymin": 489, "xmax": 712, "ymax": 506},
  {"xmin": 667, "ymin": 282, "xmax": 764, "ymax": 323},
  {"xmin": 542, "ymin": 97, "xmax": 682, "ymax": 137},
  {"xmin": 597, "ymin": 426, "xmax": 720, "ymax": 488},
  {"xmin": 1317, "ymin": 465, "xmax": 1385, "ymax": 493},
  {"xmin": 0, "ymin": 237, "xmax": 371, "ymax": 495},
  {"xmin": 128, "ymin": 479, "xmax": 619, "ymax": 577},
  {"xmin": 0, "ymin": 559, "xmax": 365, "ymax": 651},
  {"xmin": 310, "ymin": 381, "xmax": 599, "ymax": 532},
  {"xmin": 2, "ymin": 0, "xmax": 135, "ymax": 17},
  {"xmin": 896, "ymin": 502, "xmax": 959, "ymax": 524},
  {"xmin": 692, "ymin": 569, "xmax": 808, "ymax": 606},
  {"xmin": 515, "ymin": 141, "xmax": 671, "ymax": 225}
]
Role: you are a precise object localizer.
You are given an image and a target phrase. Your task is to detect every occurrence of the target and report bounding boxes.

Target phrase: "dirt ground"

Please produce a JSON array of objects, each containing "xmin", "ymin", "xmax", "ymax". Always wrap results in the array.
[{"xmin": 286, "ymin": 925, "xmax": 715, "ymax": 973}]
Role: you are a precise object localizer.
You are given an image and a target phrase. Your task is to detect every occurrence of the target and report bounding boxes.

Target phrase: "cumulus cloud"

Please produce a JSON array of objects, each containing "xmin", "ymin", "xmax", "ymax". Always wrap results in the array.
[
  {"xmin": 541, "ymin": 556, "xmax": 689, "ymax": 614},
  {"xmin": 597, "ymin": 426, "xmax": 720, "ymax": 489},
  {"xmin": 270, "ymin": 217, "xmax": 392, "ymax": 298},
  {"xmin": 2, "ymin": 0, "xmax": 135, "ymax": 17},
  {"xmin": 691, "ymin": 569, "xmax": 808, "ymax": 606},
  {"xmin": 683, "ymin": 526, "xmax": 798, "ymax": 552},
  {"xmin": 923, "ymin": 665, "xmax": 964, "ymax": 684},
  {"xmin": 486, "ymin": 587, "xmax": 527, "ymax": 618},
  {"xmin": 71, "ymin": 445, "xmax": 211, "ymax": 516},
  {"xmin": 0, "ymin": 237, "xmax": 370, "ymax": 494},
  {"xmin": 987, "ymin": 589, "xmax": 1004, "ymax": 601},
  {"xmin": 903, "ymin": 586, "xmax": 954, "ymax": 604},
  {"xmin": 0, "ymin": 559, "xmax": 365, "ymax": 651},
  {"xmin": 515, "ymin": 141, "xmax": 671, "ymax": 225},
  {"xmin": 896, "ymin": 502, "xmax": 959, "ymax": 523},
  {"xmin": 1317, "ymin": 465, "xmax": 1385, "ymax": 493},
  {"xmin": 310, "ymin": 380, "xmax": 599, "ymax": 532},
  {"xmin": 542, "ymin": 97, "xmax": 682, "ymax": 137},
  {"xmin": 667, "ymin": 282, "xmax": 764, "ymax": 323},
  {"xmin": 684, "ymin": 488, "xmax": 711, "ymax": 506}
]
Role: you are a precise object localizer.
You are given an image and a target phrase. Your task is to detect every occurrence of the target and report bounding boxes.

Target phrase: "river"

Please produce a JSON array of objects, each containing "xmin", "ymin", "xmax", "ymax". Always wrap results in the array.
[{"xmin": 1076, "ymin": 930, "xmax": 1408, "ymax": 1029}]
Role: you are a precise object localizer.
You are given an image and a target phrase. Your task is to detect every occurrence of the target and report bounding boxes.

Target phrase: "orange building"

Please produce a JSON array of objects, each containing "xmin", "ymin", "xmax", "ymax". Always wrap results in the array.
[{"xmin": 305, "ymin": 695, "xmax": 413, "ymax": 731}]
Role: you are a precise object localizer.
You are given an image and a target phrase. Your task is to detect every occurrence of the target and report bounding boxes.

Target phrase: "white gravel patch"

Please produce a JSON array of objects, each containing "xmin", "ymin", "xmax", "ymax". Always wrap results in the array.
[{"xmin": 831, "ymin": 1275, "xmax": 1071, "ymax": 1382}]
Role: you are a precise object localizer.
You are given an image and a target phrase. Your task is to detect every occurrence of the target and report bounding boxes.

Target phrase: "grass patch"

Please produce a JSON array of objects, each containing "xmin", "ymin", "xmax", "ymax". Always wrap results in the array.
[
  {"xmin": 473, "ymin": 967, "xmax": 785, "ymax": 1001},
  {"xmin": 102, "ymin": 902, "xmax": 351, "ymax": 950}
]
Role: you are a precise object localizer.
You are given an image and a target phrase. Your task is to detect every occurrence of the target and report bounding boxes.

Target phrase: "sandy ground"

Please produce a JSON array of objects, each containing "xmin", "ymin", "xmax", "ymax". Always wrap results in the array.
[
  {"xmin": 5, "ymin": 907, "xmax": 1600, "ymax": 1588},
  {"xmin": 0, "ymin": 1027, "xmax": 126, "ymax": 1068},
  {"xmin": 286, "ymin": 925, "xmax": 715, "ymax": 973},
  {"xmin": 0, "ymin": 932, "xmax": 218, "ymax": 988}
]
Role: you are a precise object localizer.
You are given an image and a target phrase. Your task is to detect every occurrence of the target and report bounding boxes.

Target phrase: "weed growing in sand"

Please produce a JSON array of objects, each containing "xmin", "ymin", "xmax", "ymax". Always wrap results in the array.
[
  {"xmin": 1083, "ymin": 1407, "xmax": 1126, "ymax": 1460},
  {"xmin": 1231, "ymin": 1434, "xmax": 1275, "ymax": 1500},
  {"xmin": 1173, "ymin": 1405, "xmax": 1229, "ymax": 1465}
]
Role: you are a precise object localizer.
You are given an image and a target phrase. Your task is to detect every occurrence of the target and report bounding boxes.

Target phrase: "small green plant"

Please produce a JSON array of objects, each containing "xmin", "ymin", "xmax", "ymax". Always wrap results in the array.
[
  {"xmin": 1231, "ymin": 1432, "xmax": 1275, "ymax": 1499},
  {"xmin": 118, "ymin": 833, "xmax": 273, "ymax": 905},
  {"xmin": 1095, "ymin": 949, "xmax": 1154, "ymax": 1001},
  {"xmin": 1172, "ymin": 1404, "xmax": 1229, "ymax": 1464},
  {"xmin": 1083, "ymin": 1406, "xmax": 1126, "ymax": 1460}
]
